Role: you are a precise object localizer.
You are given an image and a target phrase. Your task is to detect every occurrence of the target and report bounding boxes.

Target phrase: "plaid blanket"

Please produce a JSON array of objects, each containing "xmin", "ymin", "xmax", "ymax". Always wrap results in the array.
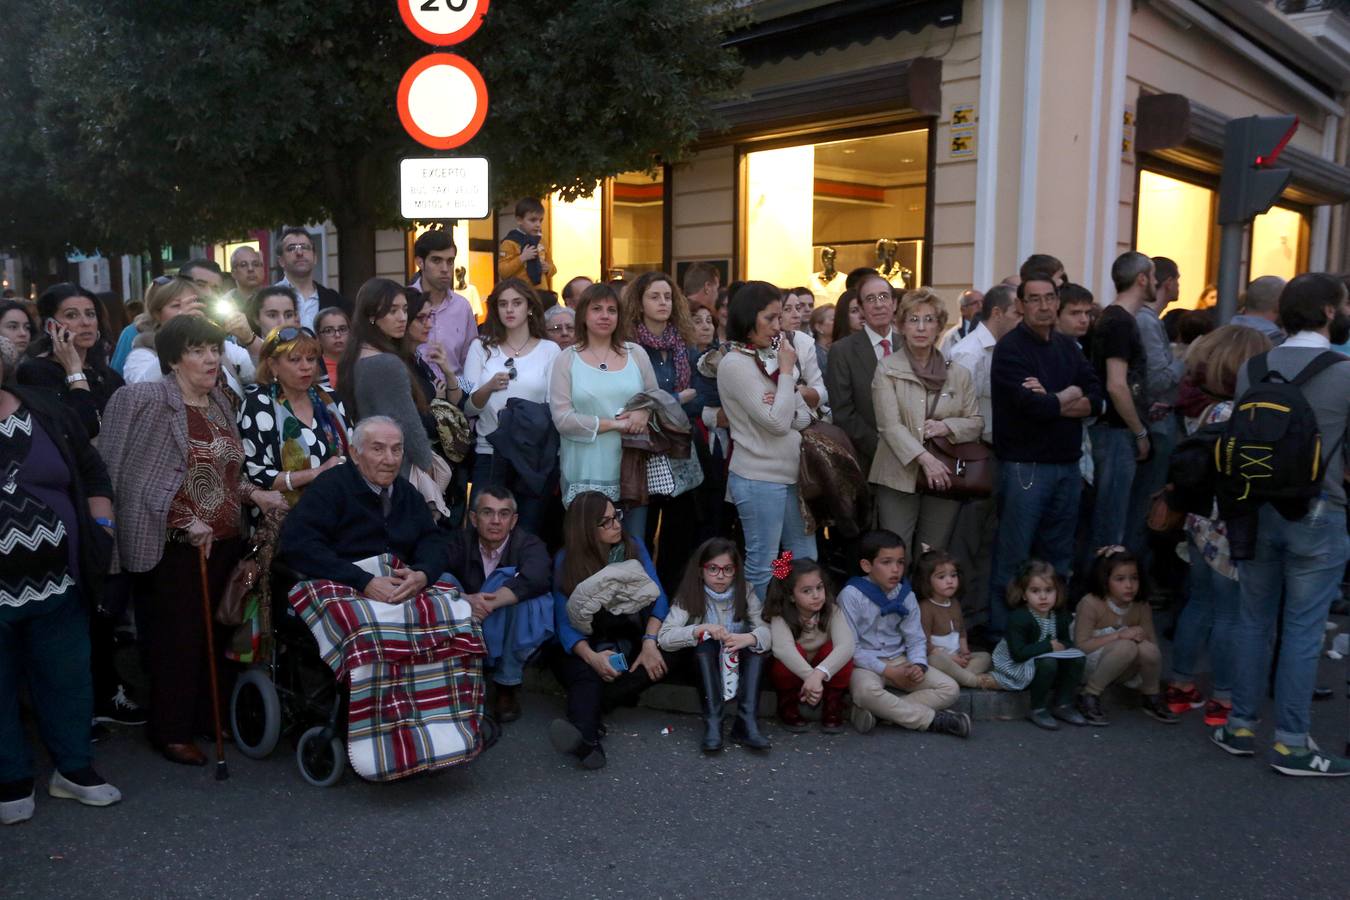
[{"xmin": 288, "ymin": 556, "xmax": 487, "ymax": 782}]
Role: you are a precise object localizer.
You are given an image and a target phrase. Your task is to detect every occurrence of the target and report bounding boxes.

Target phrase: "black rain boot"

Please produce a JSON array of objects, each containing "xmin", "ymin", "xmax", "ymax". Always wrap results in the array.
[
  {"xmin": 729, "ymin": 651, "xmax": 771, "ymax": 751},
  {"xmin": 694, "ymin": 642, "xmax": 725, "ymax": 753}
]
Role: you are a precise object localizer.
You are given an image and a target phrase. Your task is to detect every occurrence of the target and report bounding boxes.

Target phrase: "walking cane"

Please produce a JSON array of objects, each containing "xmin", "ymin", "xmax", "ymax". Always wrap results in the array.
[{"xmin": 197, "ymin": 544, "xmax": 230, "ymax": 781}]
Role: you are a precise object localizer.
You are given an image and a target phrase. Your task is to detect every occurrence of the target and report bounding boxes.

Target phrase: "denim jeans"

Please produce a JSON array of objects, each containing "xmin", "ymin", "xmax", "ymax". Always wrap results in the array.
[
  {"xmin": 1124, "ymin": 415, "xmax": 1177, "ymax": 560},
  {"xmin": 472, "ymin": 453, "xmax": 546, "ymax": 538},
  {"xmin": 986, "ymin": 461, "xmax": 1082, "ymax": 639},
  {"xmin": 1170, "ymin": 537, "xmax": 1240, "ymax": 700},
  {"xmin": 1086, "ymin": 423, "xmax": 1138, "ymax": 562},
  {"xmin": 728, "ymin": 473, "xmax": 817, "ymax": 598},
  {"xmin": 1230, "ymin": 503, "xmax": 1350, "ymax": 748},
  {"xmin": 0, "ymin": 587, "xmax": 93, "ymax": 783}
]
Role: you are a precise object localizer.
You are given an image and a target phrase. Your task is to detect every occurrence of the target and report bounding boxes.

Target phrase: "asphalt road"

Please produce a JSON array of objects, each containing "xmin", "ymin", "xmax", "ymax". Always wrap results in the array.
[{"xmin": 6, "ymin": 663, "xmax": 1350, "ymax": 899}]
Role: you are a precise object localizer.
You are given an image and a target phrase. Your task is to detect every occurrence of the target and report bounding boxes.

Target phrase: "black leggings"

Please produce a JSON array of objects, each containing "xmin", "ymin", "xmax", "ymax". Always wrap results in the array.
[{"xmin": 1028, "ymin": 656, "xmax": 1086, "ymax": 711}]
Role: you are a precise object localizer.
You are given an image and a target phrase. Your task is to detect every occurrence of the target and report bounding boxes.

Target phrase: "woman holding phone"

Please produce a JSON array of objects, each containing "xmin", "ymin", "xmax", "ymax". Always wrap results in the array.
[{"xmin": 18, "ymin": 284, "xmax": 124, "ymax": 439}]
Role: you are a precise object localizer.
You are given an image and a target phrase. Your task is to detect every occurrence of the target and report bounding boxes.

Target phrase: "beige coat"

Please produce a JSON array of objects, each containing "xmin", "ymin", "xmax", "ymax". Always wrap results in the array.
[{"xmin": 868, "ymin": 350, "xmax": 983, "ymax": 493}]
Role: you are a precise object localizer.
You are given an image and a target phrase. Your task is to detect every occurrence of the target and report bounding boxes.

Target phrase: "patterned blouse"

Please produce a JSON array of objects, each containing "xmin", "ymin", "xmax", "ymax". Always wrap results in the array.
[
  {"xmin": 237, "ymin": 384, "xmax": 351, "ymax": 504},
  {"xmin": 169, "ymin": 404, "xmax": 244, "ymax": 540}
]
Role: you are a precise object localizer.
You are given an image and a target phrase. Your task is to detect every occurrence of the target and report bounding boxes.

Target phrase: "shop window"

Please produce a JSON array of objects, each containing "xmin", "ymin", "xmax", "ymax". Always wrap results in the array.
[
  {"xmin": 1250, "ymin": 205, "xmax": 1307, "ymax": 282},
  {"xmin": 545, "ymin": 171, "xmax": 667, "ymax": 288},
  {"xmin": 741, "ymin": 128, "xmax": 928, "ymax": 302},
  {"xmin": 1135, "ymin": 170, "xmax": 1214, "ymax": 309}
]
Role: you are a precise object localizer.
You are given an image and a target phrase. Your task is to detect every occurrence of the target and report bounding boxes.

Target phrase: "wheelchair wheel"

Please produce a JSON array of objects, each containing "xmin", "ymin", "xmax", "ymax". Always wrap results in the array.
[
  {"xmin": 231, "ymin": 669, "xmax": 281, "ymax": 760},
  {"xmin": 296, "ymin": 726, "xmax": 345, "ymax": 787}
]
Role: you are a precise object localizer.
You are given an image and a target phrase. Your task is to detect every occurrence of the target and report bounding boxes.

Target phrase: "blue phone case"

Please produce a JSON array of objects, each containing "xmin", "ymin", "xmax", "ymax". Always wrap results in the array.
[{"xmin": 609, "ymin": 652, "xmax": 628, "ymax": 673}]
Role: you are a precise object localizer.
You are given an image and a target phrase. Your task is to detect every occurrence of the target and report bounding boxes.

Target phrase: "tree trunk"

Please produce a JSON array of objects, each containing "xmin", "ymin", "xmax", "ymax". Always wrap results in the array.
[{"xmin": 334, "ymin": 213, "xmax": 377, "ymax": 298}]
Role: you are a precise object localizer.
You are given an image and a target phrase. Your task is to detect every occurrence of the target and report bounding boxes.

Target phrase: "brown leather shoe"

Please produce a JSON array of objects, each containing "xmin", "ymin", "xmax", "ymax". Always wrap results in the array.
[
  {"xmin": 494, "ymin": 684, "xmax": 522, "ymax": 723},
  {"xmin": 160, "ymin": 743, "xmax": 207, "ymax": 767}
]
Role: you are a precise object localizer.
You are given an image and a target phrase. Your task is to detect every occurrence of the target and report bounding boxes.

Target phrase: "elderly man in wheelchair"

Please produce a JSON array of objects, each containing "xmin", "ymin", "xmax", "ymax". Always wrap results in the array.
[{"xmin": 267, "ymin": 415, "xmax": 488, "ymax": 783}]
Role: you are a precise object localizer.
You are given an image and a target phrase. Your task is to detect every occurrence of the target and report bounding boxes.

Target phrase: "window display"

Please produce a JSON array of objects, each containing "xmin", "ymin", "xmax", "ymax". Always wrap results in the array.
[
  {"xmin": 1135, "ymin": 170, "xmax": 1213, "ymax": 309},
  {"xmin": 544, "ymin": 170, "xmax": 667, "ymax": 287},
  {"xmin": 742, "ymin": 128, "xmax": 928, "ymax": 297},
  {"xmin": 1250, "ymin": 205, "xmax": 1306, "ymax": 282}
]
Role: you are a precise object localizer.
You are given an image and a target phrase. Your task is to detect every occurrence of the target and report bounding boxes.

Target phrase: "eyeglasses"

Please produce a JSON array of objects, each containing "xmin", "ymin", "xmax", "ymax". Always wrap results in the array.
[
  {"xmin": 318, "ymin": 325, "xmax": 349, "ymax": 337},
  {"xmin": 596, "ymin": 509, "xmax": 625, "ymax": 529},
  {"xmin": 546, "ymin": 323, "xmax": 575, "ymax": 334},
  {"xmin": 862, "ymin": 291, "xmax": 893, "ymax": 307},
  {"xmin": 283, "ymin": 243, "xmax": 313, "ymax": 254},
  {"xmin": 702, "ymin": 563, "xmax": 736, "ymax": 577},
  {"xmin": 906, "ymin": 315, "xmax": 938, "ymax": 326}
]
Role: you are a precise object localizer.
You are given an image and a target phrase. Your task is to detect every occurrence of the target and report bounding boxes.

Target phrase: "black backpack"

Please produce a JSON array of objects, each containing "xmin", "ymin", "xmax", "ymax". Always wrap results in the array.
[{"xmin": 1214, "ymin": 350, "xmax": 1346, "ymax": 519}]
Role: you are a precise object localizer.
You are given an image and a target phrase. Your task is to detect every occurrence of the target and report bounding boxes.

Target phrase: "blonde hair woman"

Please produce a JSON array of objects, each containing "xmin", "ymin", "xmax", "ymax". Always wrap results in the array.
[{"xmin": 122, "ymin": 276, "xmax": 257, "ymax": 397}]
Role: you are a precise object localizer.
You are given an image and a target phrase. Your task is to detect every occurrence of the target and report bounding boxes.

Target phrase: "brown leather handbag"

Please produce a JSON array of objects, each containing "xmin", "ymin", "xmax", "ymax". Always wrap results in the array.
[
  {"xmin": 1146, "ymin": 486, "xmax": 1186, "ymax": 533},
  {"xmin": 914, "ymin": 391, "xmax": 993, "ymax": 500},
  {"xmin": 917, "ymin": 435, "xmax": 994, "ymax": 499}
]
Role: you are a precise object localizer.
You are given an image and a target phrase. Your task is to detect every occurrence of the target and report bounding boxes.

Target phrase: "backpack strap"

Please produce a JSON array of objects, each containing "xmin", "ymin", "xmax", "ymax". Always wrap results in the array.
[
  {"xmin": 1248, "ymin": 352, "xmax": 1271, "ymax": 384},
  {"xmin": 1289, "ymin": 350, "xmax": 1348, "ymax": 387}
]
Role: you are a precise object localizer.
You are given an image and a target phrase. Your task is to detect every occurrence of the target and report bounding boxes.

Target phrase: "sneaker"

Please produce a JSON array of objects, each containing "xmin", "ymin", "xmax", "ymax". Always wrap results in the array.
[
  {"xmin": 1027, "ymin": 708, "xmax": 1059, "ymax": 731},
  {"xmin": 1211, "ymin": 724, "xmax": 1255, "ymax": 757},
  {"xmin": 1141, "ymin": 693, "xmax": 1180, "ymax": 724},
  {"xmin": 928, "ymin": 709, "xmax": 971, "ymax": 739},
  {"xmin": 0, "ymin": 791, "xmax": 34, "ymax": 826},
  {"xmin": 1075, "ymin": 693, "xmax": 1110, "ymax": 727},
  {"xmin": 1165, "ymin": 684, "xmax": 1204, "ymax": 714},
  {"xmin": 1202, "ymin": 699, "xmax": 1231, "ymax": 727},
  {"xmin": 48, "ymin": 770, "xmax": 121, "ymax": 808},
  {"xmin": 93, "ymin": 685, "xmax": 147, "ymax": 726},
  {"xmin": 1051, "ymin": 704, "xmax": 1088, "ymax": 727},
  {"xmin": 849, "ymin": 705, "xmax": 876, "ymax": 735},
  {"xmin": 1268, "ymin": 739, "xmax": 1350, "ymax": 777}
]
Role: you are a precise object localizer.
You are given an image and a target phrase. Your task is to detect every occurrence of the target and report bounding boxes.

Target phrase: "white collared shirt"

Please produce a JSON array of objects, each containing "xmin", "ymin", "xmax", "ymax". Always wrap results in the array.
[
  {"xmin": 1282, "ymin": 331, "xmax": 1331, "ymax": 350},
  {"xmin": 863, "ymin": 324, "xmax": 897, "ymax": 361},
  {"xmin": 949, "ymin": 321, "xmax": 997, "ymax": 441},
  {"xmin": 277, "ymin": 276, "xmax": 320, "ymax": 330}
]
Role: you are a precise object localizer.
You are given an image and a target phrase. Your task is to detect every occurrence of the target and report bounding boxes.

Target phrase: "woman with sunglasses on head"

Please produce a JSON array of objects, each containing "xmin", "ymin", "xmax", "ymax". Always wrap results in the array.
[
  {"xmin": 17, "ymin": 284, "xmax": 124, "ymax": 439},
  {"xmin": 238, "ymin": 326, "xmax": 352, "ymax": 509},
  {"xmin": 463, "ymin": 278, "xmax": 558, "ymax": 535}
]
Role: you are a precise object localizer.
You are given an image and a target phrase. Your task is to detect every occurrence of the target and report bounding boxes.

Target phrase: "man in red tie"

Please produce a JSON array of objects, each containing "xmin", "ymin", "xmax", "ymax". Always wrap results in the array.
[{"xmin": 825, "ymin": 271, "xmax": 900, "ymax": 477}]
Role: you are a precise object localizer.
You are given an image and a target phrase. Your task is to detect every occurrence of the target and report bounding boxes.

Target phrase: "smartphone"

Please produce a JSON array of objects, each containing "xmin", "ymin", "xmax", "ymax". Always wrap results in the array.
[
  {"xmin": 608, "ymin": 652, "xmax": 628, "ymax": 673},
  {"xmin": 213, "ymin": 298, "xmax": 238, "ymax": 320},
  {"xmin": 45, "ymin": 320, "xmax": 71, "ymax": 343}
]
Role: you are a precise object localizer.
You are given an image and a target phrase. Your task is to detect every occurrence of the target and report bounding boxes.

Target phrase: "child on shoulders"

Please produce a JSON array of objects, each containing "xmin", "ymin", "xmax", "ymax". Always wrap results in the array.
[
  {"xmin": 990, "ymin": 560, "xmax": 1088, "ymax": 730},
  {"xmin": 837, "ymin": 531, "xmax": 970, "ymax": 738},
  {"xmin": 763, "ymin": 556, "xmax": 854, "ymax": 734},
  {"xmin": 915, "ymin": 549, "xmax": 999, "ymax": 691},
  {"xmin": 1073, "ymin": 547, "xmax": 1178, "ymax": 726},
  {"xmin": 658, "ymin": 539, "xmax": 771, "ymax": 753},
  {"xmin": 498, "ymin": 198, "xmax": 557, "ymax": 291}
]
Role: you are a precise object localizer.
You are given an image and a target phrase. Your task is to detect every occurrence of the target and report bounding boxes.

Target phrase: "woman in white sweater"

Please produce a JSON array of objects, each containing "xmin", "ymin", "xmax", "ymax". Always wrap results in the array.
[{"xmin": 715, "ymin": 281, "xmax": 815, "ymax": 598}]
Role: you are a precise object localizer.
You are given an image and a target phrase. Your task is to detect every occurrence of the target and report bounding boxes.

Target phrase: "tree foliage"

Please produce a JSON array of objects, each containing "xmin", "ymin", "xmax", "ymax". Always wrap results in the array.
[{"xmin": 1, "ymin": 0, "xmax": 744, "ymax": 286}]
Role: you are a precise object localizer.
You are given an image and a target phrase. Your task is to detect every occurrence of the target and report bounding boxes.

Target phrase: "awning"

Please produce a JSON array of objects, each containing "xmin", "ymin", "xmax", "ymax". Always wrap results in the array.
[
  {"xmin": 723, "ymin": 0, "xmax": 963, "ymax": 68},
  {"xmin": 704, "ymin": 57, "xmax": 942, "ymax": 144},
  {"xmin": 1136, "ymin": 92, "xmax": 1350, "ymax": 205}
]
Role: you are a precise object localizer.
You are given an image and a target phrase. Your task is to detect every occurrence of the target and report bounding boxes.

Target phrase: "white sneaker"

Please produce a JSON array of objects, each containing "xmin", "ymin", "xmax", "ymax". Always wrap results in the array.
[
  {"xmin": 48, "ymin": 771, "xmax": 122, "ymax": 807},
  {"xmin": 1, "ymin": 791, "xmax": 35, "ymax": 825}
]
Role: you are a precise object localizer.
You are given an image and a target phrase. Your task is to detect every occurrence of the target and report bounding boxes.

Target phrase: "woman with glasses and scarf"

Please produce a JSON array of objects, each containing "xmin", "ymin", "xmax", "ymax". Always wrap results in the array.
[
  {"xmin": 238, "ymin": 326, "xmax": 352, "ymax": 508},
  {"xmin": 463, "ymin": 278, "xmax": 558, "ymax": 536}
]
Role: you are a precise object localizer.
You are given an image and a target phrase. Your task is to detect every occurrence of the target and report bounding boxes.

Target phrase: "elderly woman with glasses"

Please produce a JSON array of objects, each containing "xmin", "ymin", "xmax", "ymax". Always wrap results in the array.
[
  {"xmin": 238, "ymin": 326, "xmax": 352, "ymax": 508},
  {"xmin": 543, "ymin": 304, "xmax": 576, "ymax": 351}
]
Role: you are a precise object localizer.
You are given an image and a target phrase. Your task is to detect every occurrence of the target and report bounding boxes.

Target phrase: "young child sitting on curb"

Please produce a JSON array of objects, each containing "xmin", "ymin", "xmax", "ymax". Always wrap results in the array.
[{"xmin": 838, "ymin": 530, "xmax": 971, "ymax": 739}]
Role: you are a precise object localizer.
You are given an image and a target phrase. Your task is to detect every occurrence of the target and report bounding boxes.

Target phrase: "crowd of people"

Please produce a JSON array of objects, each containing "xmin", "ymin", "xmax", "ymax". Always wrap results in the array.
[{"xmin": 3, "ymin": 202, "xmax": 1349, "ymax": 823}]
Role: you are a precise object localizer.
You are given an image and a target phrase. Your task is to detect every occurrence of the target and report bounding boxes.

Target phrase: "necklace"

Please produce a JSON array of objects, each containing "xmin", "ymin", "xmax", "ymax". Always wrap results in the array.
[
  {"xmin": 1107, "ymin": 599, "xmax": 1130, "ymax": 618},
  {"xmin": 589, "ymin": 345, "xmax": 615, "ymax": 371},
  {"xmin": 927, "ymin": 597, "xmax": 953, "ymax": 608},
  {"xmin": 504, "ymin": 335, "xmax": 532, "ymax": 359}
]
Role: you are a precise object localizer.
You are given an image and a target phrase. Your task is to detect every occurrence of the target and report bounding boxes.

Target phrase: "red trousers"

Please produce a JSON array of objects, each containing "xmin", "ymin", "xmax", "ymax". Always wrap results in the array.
[{"xmin": 770, "ymin": 641, "xmax": 853, "ymax": 693}]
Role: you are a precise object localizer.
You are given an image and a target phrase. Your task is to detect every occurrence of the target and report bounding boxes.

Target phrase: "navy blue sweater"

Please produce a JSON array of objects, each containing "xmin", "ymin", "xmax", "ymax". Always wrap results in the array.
[
  {"xmin": 278, "ymin": 462, "xmax": 449, "ymax": 590},
  {"xmin": 990, "ymin": 322, "xmax": 1105, "ymax": 464}
]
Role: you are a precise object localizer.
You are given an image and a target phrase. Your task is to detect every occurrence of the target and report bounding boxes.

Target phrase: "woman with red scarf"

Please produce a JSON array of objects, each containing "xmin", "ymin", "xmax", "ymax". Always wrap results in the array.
[{"xmin": 623, "ymin": 272, "xmax": 705, "ymax": 590}]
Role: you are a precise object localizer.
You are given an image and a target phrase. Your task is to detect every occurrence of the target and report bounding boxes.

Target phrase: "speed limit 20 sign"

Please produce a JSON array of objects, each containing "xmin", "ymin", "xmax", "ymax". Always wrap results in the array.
[{"xmin": 398, "ymin": 0, "xmax": 490, "ymax": 46}]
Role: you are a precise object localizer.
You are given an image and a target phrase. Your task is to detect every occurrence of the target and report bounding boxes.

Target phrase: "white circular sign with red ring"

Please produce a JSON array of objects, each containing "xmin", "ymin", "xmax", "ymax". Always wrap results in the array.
[
  {"xmin": 398, "ymin": 0, "xmax": 489, "ymax": 46},
  {"xmin": 397, "ymin": 54, "xmax": 489, "ymax": 150}
]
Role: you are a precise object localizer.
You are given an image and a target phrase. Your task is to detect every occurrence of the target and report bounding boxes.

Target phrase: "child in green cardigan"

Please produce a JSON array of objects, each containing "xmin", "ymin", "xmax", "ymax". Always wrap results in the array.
[{"xmin": 990, "ymin": 560, "xmax": 1088, "ymax": 730}]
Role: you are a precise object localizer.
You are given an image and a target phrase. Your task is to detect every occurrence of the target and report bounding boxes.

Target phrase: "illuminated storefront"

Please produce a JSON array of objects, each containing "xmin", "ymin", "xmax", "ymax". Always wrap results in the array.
[{"xmin": 741, "ymin": 127, "xmax": 928, "ymax": 299}]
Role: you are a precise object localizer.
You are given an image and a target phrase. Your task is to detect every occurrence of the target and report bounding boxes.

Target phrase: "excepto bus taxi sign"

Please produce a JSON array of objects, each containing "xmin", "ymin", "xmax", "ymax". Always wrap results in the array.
[{"xmin": 399, "ymin": 157, "xmax": 490, "ymax": 220}]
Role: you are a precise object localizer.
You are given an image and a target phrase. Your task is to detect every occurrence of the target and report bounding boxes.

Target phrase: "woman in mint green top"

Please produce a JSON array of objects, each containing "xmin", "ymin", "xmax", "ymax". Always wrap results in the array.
[{"xmin": 548, "ymin": 283, "xmax": 658, "ymax": 506}]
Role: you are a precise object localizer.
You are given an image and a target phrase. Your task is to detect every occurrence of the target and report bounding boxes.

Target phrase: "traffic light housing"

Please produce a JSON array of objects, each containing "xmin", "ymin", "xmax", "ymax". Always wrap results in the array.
[{"xmin": 1217, "ymin": 115, "xmax": 1298, "ymax": 225}]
